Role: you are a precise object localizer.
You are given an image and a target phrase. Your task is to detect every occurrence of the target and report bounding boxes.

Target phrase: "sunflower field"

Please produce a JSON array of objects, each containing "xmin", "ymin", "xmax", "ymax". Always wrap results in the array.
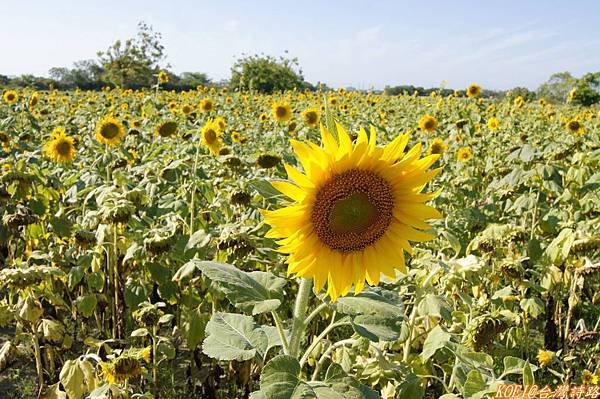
[{"xmin": 0, "ymin": 83, "xmax": 599, "ymax": 399}]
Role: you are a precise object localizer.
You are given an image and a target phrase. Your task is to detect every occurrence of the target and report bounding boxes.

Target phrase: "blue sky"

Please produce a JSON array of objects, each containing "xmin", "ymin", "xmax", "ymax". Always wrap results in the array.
[{"xmin": 2, "ymin": 0, "xmax": 599, "ymax": 90}]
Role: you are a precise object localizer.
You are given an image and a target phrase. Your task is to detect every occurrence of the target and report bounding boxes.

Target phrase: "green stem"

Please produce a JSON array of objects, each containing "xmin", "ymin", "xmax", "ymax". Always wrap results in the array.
[
  {"xmin": 113, "ymin": 225, "xmax": 120, "ymax": 339},
  {"xmin": 32, "ymin": 330, "xmax": 44, "ymax": 395},
  {"xmin": 311, "ymin": 338, "xmax": 357, "ymax": 381},
  {"xmin": 300, "ymin": 316, "xmax": 350, "ymax": 367},
  {"xmin": 189, "ymin": 145, "xmax": 201, "ymax": 234},
  {"xmin": 152, "ymin": 325, "xmax": 158, "ymax": 397},
  {"xmin": 288, "ymin": 278, "xmax": 313, "ymax": 358},
  {"xmin": 271, "ymin": 311, "xmax": 289, "ymax": 355}
]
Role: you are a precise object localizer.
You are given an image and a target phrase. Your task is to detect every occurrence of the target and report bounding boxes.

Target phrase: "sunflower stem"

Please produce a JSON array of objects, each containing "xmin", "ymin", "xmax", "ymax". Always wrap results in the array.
[{"xmin": 288, "ymin": 278, "xmax": 313, "ymax": 358}]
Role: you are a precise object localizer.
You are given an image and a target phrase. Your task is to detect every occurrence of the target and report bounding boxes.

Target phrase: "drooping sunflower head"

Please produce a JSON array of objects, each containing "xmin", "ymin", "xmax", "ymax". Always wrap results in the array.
[
  {"xmin": 199, "ymin": 98, "xmax": 214, "ymax": 112},
  {"xmin": 427, "ymin": 138, "xmax": 447, "ymax": 156},
  {"xmin": 0, "ymin": 131, "xmax": 9, "ymax": 144},
  {"xmin": 272, "ymin": 101, "xmax": 292, "ymax": 122},
  {"xmin": 456, "ymin": 147, "xmax": 472, "ymax": 162},
  {"xmin": 3, "ymin": 90, "xmax": 18, "ymax": 105},
  {"xmin": 466, "ymin": 84, "xmax": 481, "ymax": 98},
  {"xmin": 566, "ymin": 119, "xmax": 584, "ymax": 135},
  {"xmin": 487, "ymin": 117, "xmax": 500, "ymax": 131},
  {"xmin": 418, "ymin": 115, "xmax": 438, "ymax": 132},
  {"xmin": 155, "ymin": 121, "xmax": 178, "ymax": 138},
  {"xmin": 302, "ymin": 108, "xmax": 320, "ymax": 128},
  {"xmin": 200, "ymin": 119, "xmax": 223, "ymax": 156},
  {"xmin": 158, "ymin": 71, "xmax": 169, "ymax": 83},
  {"xmin": 262, "ymin": 122, "xmax": 442, "ymax": 301},
  {"xmin": 44, "ymin": 129, "xmax": 76, "ymax": 163},
  {"xmin": 95, "ymin": 116, "xmax": 125, "ymax": 146}
]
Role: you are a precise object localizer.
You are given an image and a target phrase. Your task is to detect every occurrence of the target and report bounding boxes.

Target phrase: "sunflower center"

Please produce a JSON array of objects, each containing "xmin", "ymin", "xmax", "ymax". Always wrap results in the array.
[
  {"xmin": 306, "ymin": 112, "xmax": 317, "ymax": 124},
  {"xmin": 101, "ymin": 123, "xmax": 120, "ymax": 139},
  {"xmin": 205, "ymin": 129, "xmax": 217, "ymax": 143},
  {"xmin": 431, "ymin": 143, "xmax": 443, "ymax": 154},
  {"xmin": 312, "ymin": 169, "xmax": 394, "ymax": 252},
  {"xmin": 568, "ymin": 121, "xmax": 580, "ymax": 131},
  {"xmin": 158, "ymin": 122, "xmax": 177, "ymax": 137},
  {"xmin": 424, "ymin": 119, "xmax": 435, "ymax": 130},
  {"xmin": 55, "ymin": 140, "xmax": 72, "ymax": 156},
  {"xmin": 276, "ymin": 106, "xmax": 288, "ymax": 118},
  {"xmin": 7, "ymin": 94, "xmax": 15, "ymax": 101}
]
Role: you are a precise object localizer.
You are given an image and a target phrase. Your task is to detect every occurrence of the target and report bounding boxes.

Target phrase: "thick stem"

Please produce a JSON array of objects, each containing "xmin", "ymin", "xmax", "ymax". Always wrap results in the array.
[
  {"xmin": 288, "ymin": 278, "xmax": 313, "ymax": 358},
  {"xmin": 113, "ymin": 225, "xmax": 120, "ymax": 339}
]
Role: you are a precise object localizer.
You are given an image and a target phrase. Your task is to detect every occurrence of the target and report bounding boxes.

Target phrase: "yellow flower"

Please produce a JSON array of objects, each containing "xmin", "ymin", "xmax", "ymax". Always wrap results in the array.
[
  {"xmin": 259, "ymin": 113, "xmax": 269, "ymax": 122},
  {"xmin": 427, "ymin": 138, "xmax": 447, "ymax": 156},
  {"xmin": 181, "ymin": 104, "xmax": 192, "ymax": 115},
  {"xmin": 231, "ymin": 131, "xmax": 243, "ymax": 143},
  {"xmin": 155, "ymin": 121, "xmax": 178, "ymax": 138},
  {"xmin": 466, "ymin": 84, "xmax": 481, "ymax": 98},
  {"xmin": 487, "ymin": 117, "xmax": 500, "ymax": 131},
  {"xmin": 302, "ymin": 108, "xmax": 320, "ymax": 128},
  {"xmin": 215, "ymin": 116, "xmax": 227, "ymax": 131},
  {"xmin": 536, "ymin": 349, "xmax": 554, "ymax": 368},
  {"xmin": 3, "ymin": 90, "xmax": 18, "ymax": 105},
  {"xmin": 158, "ymin": 71, "xmax": 169, "ymax": 83},
  {"xmin": 44, "ymin": 129, "xmax": 76, "ymax": 163},
  {"xmin": 328, "ymin": 95, "xmax": 338, "ymax": 106},
  {"xmin": 418, "ymin": 115, "xmax": 438, "ymax": 132},
  {"xmin": 514, "ymin": 96, "xmax": 525, "ymax": 109},
  {"xmin": 100, "ymin": 362, "xmax": 116, "ymax": 384},
  {"xmin": 140, "ymin": 346, "xmax": 152, "ymax": 363},
  {"xmin": 29, "ymin": 92, "xmax": 40, "ymax": 108},
  {"xmin": 95, "ymin": 116, "xmax": 125, "ymax": 146},
  {"xmin": 262, "ymin": 121, "xmax": 442, "ymax": 301},
  {"xmin": 538, "ymin": 98, "xmax": 547, "ymax": 107},
  {"xmin": 272, "ymin": 101, "xmax": 292, "ymax": 122},
  {"xmin": 199, "ymin": 98, "xmax": 214, "ymax": 112},
  {"xmin": 566, "ymin": 118, "xmax": 584, "ymax": 135},
  {"xmin": 456, "ymin": 147, "xmax": 472, "ymax": 162},
  {"xmin": 200, "ymin": 119, "xmax": 223, "ymax": 156}
]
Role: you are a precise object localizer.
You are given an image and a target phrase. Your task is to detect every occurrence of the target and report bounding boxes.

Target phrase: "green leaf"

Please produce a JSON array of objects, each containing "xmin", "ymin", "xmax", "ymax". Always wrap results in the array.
[
  {"xmin": 180, "ymin": 307, "xmax": 210, "ymax": 349},
  {"xmin": 395, "ymin": 372, "xmax": 424, "ymax": 399},
  {"xmin": 197, "ymin": 261, "xmax": 287, "ymax": 315},
  {"xmin": 313, "ymin": 363, "xmax": 381, "ymax": 399},
  {"xmin": 421, "ymin": 325, "xmax": 451, "ymax": 361},
  {"xmin": 523, "ymin": 361, "xmax": 535, "ymax": 385},
  {"xmin": 352, "ymin": 315, "xmax": 402, "ymax": 342},
  {"xmin": 203, "ymin": 312, "xmax": 268, "ymax": 362},
  {"xmin": 502, "ymin": 356, "xmax": 538, "ymax": 376},
  {"xmin": 463, "ymin": 370, "xmax": 486, "ymax": 399},
  {"xmin": 185, "ymin": 229, "xmax": 211, "ymax": 251},
  {"xmin": 541, "ymin": 229, "xmax": 575, "ymax": 266},
  {"xmin": 417, "ymin": 294, "xmax": 452, "ymax": 321},
  {"xmin": 259, "ymin": 355, "xmax": 316, "ymax": 399},
  {"xmin": 334, "ymin": 287, "xmax": 404, "ymax": 319},
  {"xmin": 50, "ymin": 216, "xmax": 73, "ymax": 237},
  {"xmin": 75, "ymin": 295, "xmax": 97, "ymax": 318},
  {"xmin": 59, "ymin": 358, "xmax": 96, "ymax": 399},
  {"xmin": 131, "ymin": 328, "xmax": 149, "ymax": 337}
]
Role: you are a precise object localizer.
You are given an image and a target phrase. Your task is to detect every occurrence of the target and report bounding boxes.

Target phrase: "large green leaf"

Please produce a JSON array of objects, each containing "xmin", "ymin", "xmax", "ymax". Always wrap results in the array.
[
  {"xmin": 259, "ymin": 355, "xmax": 316, "ymax": 399},
  {"xmin": 196, "ymin": 261, "xmax": 287, "ymax": 315},
  {"xmin": 333, "ymin": 287, "xmax": 404, "ymax": 319},
  {"xmin": 59, "ymin": 358, "xmax": 96, "ymax": 399},
  {"xmin": 180, "ymin": 306, "xmax": 210, "ymax": 349},
  {"xmin": 312, "ymin": 363, "xmax": 380, "ymax": 399},
  {"xmin": 202, "ymin": 312, "xmax": 268, "ymax": 362},
  {"xmin": 351, "ymin": 314, "xmax": 402, "ymax": 342},
  {"xmin": 421, "ymin": 325, "xmax": 451, "ymax": 361}
]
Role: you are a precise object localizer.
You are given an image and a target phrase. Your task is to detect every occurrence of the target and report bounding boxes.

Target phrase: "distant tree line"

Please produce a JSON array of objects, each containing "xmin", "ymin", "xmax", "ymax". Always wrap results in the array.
[{"xmin": 1, "ymin": 21, "xmax": 598, "ymax": 105}]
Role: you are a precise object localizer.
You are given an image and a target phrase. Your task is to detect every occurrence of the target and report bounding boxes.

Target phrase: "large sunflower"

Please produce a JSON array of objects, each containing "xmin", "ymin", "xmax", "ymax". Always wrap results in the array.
[
  {"xmin": 95, "ymin": 116, "xmax": 125, "ymax": 146},
  {"xmin": 272, "ymin": 101, "xmax": 292, "ymax": 122},
  {"xmin": 200, "ymin": 119, "xmax": 223, "ymax": 155},
  {"xmin": 44, "ymin": 130, "xmax": 76, "ymax": 163},
  {"xmin": 262, "ymin": 122, "xmax": 442, "ymax": 300},
  {"xmin": 3, "ymin": 90, "xmax": 18, "ymax": 105}
]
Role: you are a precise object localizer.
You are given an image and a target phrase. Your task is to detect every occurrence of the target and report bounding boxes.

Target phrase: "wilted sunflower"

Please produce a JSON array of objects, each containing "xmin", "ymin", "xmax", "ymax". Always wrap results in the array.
[
  {"xmin": 427, "ymin": 138, "xmax": 448, "ymax": 156},
  {"xmin": 487, "ymin": 117, "xmax": 500, "ymax": 131},
  {"xmin": 200, "ymin": 119, "xmax": 223, "ymax": 155},
  {"xmin": 262, "ymin": 122, "xmax": 442, "ymax": 300},
  {"xmin": 3, "ymin": 90, "xmax": 18, "ymax": 105},
  {"xmin": 44, "ymin": 130, "xmax": 76, "ymax": 163},
  {"xmin": 155, "ymin": 121, "xmax": 178, "ymax": 138},
  {"xmin": 302, "ymin": 108, "xmax": 320, "ymax": 128},
  {"xmin": 566, "ymin": 118, "xmax": 584, "ymax": 135},
  {"xmin": 418, "ymin": 115, "xmax": 438, "ymax": 132},
  {"xmin": 466, "ymin": 84, "xmax": 481, "ymax": 98},
  {"xmin": 158, "ymin": 71, "xmax": 169, "ymax": 83},
  {"xmin": 95, "ymin": 116, "xmax": 125, "ymax": 146},
  {"xmin": 272, "ymin": 101, "xmax": 292, "ymax": 122},
  {"xmin": 456, "ymin": 147, "xmax": 472, "ymax": 162},
  {"xmin": 199, "ymin": 98, "xmax": 214, "ymax": 112}
]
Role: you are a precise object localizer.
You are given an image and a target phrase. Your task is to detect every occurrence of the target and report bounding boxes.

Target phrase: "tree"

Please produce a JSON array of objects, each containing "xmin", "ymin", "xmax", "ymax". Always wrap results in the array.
[
  {"xmin": 97, "ymin": 21, "xmax": 166, "ymax": 88},
  {"xmin": 570, "ymin": 72, "xmax": 600, "ymax": 106},
  {"xmin": 49, "ymin": 60, "xmax": 104, "ymax": 89},
  {"xmin": 230, "ymin": 53, "xmax": 308, "ymax": 93},
  {"xmin": 537, "ymin": 72, "xmax": 577, "ymax": 102}
]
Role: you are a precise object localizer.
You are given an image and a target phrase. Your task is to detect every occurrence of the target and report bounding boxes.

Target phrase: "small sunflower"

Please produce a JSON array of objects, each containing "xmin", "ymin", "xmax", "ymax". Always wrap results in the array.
[
  {"xmin": 95, "ymin": 116, "xmax": 125, "ymax": 146},
  {"xmin": 513, "ymin": 96, "xmax": 525, "ymax": 109},
  {"xmin": 566, "ymin": 118, "xmax": 584, "ymax": 135},
  {"xmin": 536, "ymin": 349, "xmax": 554, "ymax": 368},
  {"xmin": 200, "ymin": 119, "xmax": 223, "ymax": 156},
  {"xmin": 418, "ymin": 115, "xmax": 438, "ymax": 132},
  {"xmin": 302, "ymin": 108, "xmax": 320, "ymax": 128},
  {"xmin": 155, "ymin": 121, "xmax": 178, "ymax": 138},
  {"xmin": 262, "ymin": 122, "xmax": 442, "ymax": 300},
  {"xmin": 0, "ymin": 131, "xmax": 9, "ymax": 144},
  {"xmin": 99, "ymin": 362, "xmax": 116, "ymax": 385},
  {"xmin": 538, "ymin": 98, "xmax": 547, "ymax": 107},
  {"xmin": 199, "ymin": 98, "xmax": 214, "ymax": 112},
  {"xmin": 181, "ymin": 104, "xmax": 193, "ymax": 115},
  {"xmin": 231, "ymin": 131, "xmax": 243, "ymax": 143},
  {"xmin": 215, "ymin": 116, "xmax": 227, "ymax": 131},
  {"xmin": 427, "ymin": 138, "xmax": 448, "ymax": 156},
  {"xmin": 140, "ymin": 346, "xmax": 152, "ymax": 363},
  {"xmin": 3, "ymin": 90, "xmax": 18, "ymax": 105},
  {"xmin": 456, "ymin": 147, "xmax": 472, "ymax": 162},
  {"xmin": 44, "ymin": 129, "xmax": 76, "ymax": 163},
  {"xmin": 328, "ymin": 95, "xmax": 338, "ymax": 106},
  {"xmin": 466, "ymin": 84, "xmax": 481, "ymax": 98},
  {"xmin": 259, "ymin": 113, "xmax": 269, "ymax": 122},
  {"xmin": 29, "ymin": 92, "xmax": 40, "ymax": 108},
  {"xmin": 487, "ymin": 117, "xmax": 500, "ymax": 131},
  {"xmin": 158, "ymin": 71, "xmax": 169, "ymax": 83},
  {"xmin": 272, "ymin": 101, "xmax": 292, "ymax": 122}
]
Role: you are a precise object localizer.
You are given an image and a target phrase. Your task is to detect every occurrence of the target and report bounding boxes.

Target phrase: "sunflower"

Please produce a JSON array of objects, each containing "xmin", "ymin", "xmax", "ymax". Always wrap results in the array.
[
  {"xmin": 140, "ymin": 346, "xmax": 152, "ymax": 363},
  {"xmin": 29, "ymin": 92, "xmax": 40, "ymax": 108},
  {"xmin": 0, "ymin": 131, "xmax": 9, "ymax": 144},
  {"xmin": 302, "ymin": 108, "xmax": 320, "ymax": 128},
  {"xmin": 199, "ymin": 98, "xmax": 214, "ymax": 112},
  {"xmin": 231, "ymin": 131, "xmax": 243, "ymax": 143},
  {"xmin": 95, "ymin": 116, "xmax": 125, "ymax": 146},
  {"xmin": 200, "ymin": 119, "xmax": 223, "ymax": 155},
  {"xmin": 566, "ymin": 118, "xmax": 584, "ymax": 135},
  {"xmin": 582, "ymin": 370, "xmax": 599, "ymax": 385},
  {"xmin": 99, "ymin": 362, "xmax": 116, "ymax": 384},
  {"xmin": 466, "ymin": 84, "xmax": 481, "ymax": 98},
  {"xmin": 3, "ymin": 90, "xmax": 18, "ymax": 105},
  {"xmin": 181, "ymin": 104, "xmax": 192, "ymax": 115},
  {"xmin": 536, "ymin": 349, "xmax": 554, "ymax": 368},
  {"xmin": 155, "ymin": 121, "xmax": 178, "ymax": 138},
  {"xmin": 44, "ymin": 129, "xmax": 76, "ymax": 163},
  {"xmin": 272, "ymin": 101, "xmax": 292, "ymax": 122},
  {"xmin": 427, "ymin": 138, "xmax": 448, "ymax": 156},
  {"xmin": 262, "ymin": 122, "xmax": 442, "ymax": 300},
  {"xmin": 215, "ymin": 116, "xmax": 227, "ymax": 131},
  {"xmin": 328, "ymin": 95, "xmax": 338, "ymax": 106},
  {"xmin": 418, "ymin": 115, "xmax": 438, "ymax": 132},
  {"xmin": 487, "ymin": 117, "xmax": 500, "ymax": 131},
  {"xmin": 538, "ymin": 98, "xmax": 547, "ymax": 107},
  {"xmin": 513, "ymin": 96, "xmax": 524, "ymax": 109},
  {"xmin": 158, "ymin": 71, "xmax": 169, "ymax": 83},
  {"xmin": 259, "ymin": 113, "xmax": 269, "ymax": 122},
  {"xmin": 456, "ymin": 147, "xmax": 472, "ymax": 162}
]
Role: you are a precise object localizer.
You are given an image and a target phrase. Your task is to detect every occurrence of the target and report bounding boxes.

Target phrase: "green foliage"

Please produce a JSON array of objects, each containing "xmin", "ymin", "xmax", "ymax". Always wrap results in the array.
[{"xmin": 230, "ymin": 53, "xmax": 309, "ymax": 93}]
